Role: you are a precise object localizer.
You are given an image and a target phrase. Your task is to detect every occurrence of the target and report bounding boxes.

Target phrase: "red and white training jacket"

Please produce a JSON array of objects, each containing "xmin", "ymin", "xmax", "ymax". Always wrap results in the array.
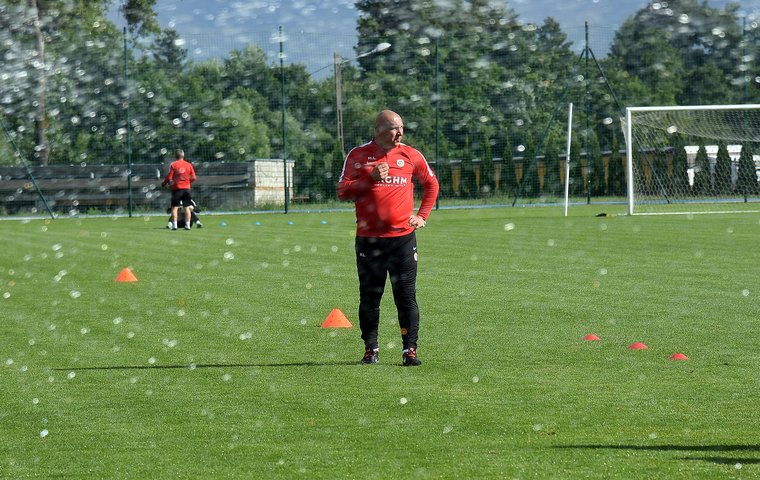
[{"xmin": 337, "ymin": 140, "xmax": 439, "ymax": 238}]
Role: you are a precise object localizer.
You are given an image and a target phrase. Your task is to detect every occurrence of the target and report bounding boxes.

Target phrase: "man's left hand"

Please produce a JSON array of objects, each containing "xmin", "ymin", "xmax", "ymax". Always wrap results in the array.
[{"xmin": 409, "ymin": 215, "xmax": 426, "ymax": 229}]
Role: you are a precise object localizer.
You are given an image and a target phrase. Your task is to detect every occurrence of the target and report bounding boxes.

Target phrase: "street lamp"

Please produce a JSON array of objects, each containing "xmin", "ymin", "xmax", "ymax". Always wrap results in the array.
[{"xmin": 334, "ymin": 42, "xmax": 391, "ymax": 159}]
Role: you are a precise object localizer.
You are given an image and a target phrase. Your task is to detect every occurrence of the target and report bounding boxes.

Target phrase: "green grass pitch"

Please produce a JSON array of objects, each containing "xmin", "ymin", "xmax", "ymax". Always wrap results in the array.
[{"xmin": 2, "ymin": 206, "xmax": 760, "ymax": 478}]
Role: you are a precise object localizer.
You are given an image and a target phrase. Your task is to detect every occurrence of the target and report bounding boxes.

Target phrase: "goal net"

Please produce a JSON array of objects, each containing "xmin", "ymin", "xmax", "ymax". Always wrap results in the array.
[{"xmin": 623, "ymin": 105, "xmax": 760, "ymax": 215}]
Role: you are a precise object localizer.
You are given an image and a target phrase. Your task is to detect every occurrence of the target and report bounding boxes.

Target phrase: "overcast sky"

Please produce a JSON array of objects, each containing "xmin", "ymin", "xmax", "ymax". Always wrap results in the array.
[{"xmin": 110, "ymin": 0, "xmax": 760, "ymax": 73}]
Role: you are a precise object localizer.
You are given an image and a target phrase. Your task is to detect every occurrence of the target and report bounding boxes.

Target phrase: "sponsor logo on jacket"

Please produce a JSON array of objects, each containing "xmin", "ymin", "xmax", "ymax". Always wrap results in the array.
[{"xmin": 379, "ymin": 176, "xmax": 408, "ymax": 185}]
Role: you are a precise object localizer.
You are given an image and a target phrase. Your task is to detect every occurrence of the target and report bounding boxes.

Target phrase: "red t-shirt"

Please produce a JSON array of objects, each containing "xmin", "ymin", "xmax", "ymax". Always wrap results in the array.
[
  {"xmin": 337, "ymin": 140, "xmax": 439, "ymax": 238},
  {"xmin": 162, "ymin": 159, "xmax": 196, "ymax": 190}
]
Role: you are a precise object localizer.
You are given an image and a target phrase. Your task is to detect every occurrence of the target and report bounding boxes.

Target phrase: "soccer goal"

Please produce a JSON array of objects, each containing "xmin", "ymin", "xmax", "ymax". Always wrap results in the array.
[{"xmin": 623, "ymin": 104, "xmax": 760, "ymax": 215}]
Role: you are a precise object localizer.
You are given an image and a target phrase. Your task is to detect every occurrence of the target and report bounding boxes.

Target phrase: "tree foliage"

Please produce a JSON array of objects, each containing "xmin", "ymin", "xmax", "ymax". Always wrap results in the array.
[
  {"xmin": 737, "ymin": 143, "xmax": 758, "ymax": 197},
  {"xmin": 609, "ymin": 0, "xmax": 744, "ymax": 105},
  {"xmin": 713, "ymin": 142, "xmax": 732, "ymax": 194}
]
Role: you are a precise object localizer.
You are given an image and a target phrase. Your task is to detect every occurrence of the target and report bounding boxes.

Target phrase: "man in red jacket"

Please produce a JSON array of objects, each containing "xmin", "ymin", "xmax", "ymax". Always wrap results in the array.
[
  {"xmin": 337, "ymin": 110, "xmax": 439, "ymax": 366},
  {"xmin": 162, "ymin": 149, "xmax": 197, "ymax": 231}
]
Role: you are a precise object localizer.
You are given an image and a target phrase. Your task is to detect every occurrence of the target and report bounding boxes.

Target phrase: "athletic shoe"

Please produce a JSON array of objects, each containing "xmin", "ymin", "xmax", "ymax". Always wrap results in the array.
[
  {"xmin": 166, "ymin": 221, "xmax": 172, "ymax": 229},
  {"xmin": 402, "ymin": 348, "xmax": 421, "ymax": 366},
  {"xmin": 361, "ymin": 347, "xmax": 379, "ymax": 364},
  {"xmin": 184, "ymin": 225, "xmax": 191, "ymax": 230},
  {"xmin": 196, "ymin": 222, "xmax": 203, "ymax": 228}
]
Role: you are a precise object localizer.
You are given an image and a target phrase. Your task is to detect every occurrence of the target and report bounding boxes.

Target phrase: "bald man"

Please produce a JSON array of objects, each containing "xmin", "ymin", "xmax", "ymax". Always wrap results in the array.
[{"xmin": 337, "ymin": 110, "xmax": 439, "ymax": 366}]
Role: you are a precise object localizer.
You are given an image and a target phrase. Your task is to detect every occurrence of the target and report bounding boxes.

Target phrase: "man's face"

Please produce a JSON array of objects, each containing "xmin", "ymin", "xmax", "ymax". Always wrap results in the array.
[{"xmin": 375, "ymin": 116, "xmax": 404, "ymax": 150}]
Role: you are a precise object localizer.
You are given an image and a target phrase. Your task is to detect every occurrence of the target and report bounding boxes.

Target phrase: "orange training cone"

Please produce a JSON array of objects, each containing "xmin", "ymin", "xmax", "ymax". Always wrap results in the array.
[
  {"xmin": 628, "ymin": 342, "xmax": 648, "ymax": 350},
  {"xmin": 115, "ymin": 268, "xmax": 138, "ymax": 282},
  {"xmin": 321, "ymin": 308, "xmax": 352, "ymax": 328},
  {"xmin": 583, "ymin": 334, "xmax": 601, "ymax": 341},
  {"xmin": 670, "ymin": 353, "xmax": 689, "ymax": 361}
]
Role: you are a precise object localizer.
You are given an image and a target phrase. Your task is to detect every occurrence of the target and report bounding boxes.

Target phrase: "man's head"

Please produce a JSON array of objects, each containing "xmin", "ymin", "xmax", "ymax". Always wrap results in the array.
[
  {"xmin": 374, "ymin": 110, "xmax": 404, "ymax": 151},
  {"xmin": 176, "ymin": 149, "xmax": 185, "ymax": 159}
]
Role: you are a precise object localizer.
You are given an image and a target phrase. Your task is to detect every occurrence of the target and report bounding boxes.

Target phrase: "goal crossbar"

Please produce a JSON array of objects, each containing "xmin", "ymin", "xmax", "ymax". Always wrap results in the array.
[{"xmin": 627, "ymin": 104, "xmax": 760, "ymax": 113}]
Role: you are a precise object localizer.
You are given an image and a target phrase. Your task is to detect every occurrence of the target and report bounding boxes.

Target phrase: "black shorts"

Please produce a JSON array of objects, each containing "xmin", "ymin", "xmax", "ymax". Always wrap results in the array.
[{"xmin": 170, "ymin": 189, "xmax": 192, "ymax": 208}]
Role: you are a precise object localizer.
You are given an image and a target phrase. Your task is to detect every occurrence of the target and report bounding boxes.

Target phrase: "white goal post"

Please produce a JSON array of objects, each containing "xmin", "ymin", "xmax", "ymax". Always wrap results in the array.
[{"xmin": 624, "ymin": 104, "xmax": 760, "ymax": 215}]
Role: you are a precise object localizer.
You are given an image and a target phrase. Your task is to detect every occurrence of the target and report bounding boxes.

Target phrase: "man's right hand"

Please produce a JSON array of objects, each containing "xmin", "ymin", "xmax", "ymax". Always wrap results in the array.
[{"xmin": 370, "ymin": 162, "xmax": 389, "ymax": 182}]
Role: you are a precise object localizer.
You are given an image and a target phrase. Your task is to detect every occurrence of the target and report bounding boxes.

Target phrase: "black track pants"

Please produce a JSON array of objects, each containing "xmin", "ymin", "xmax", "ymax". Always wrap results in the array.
[{"xmin": 355, "ymin": 232, "xmax": 419, "ymax": 350}]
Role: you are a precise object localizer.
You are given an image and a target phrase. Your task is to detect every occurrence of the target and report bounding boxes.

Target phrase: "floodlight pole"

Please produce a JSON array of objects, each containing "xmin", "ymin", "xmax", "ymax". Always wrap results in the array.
[
  {"xmin": 585, "ymin": 22, "xmax": 591, "ymax": 205},
  {"xmin": 743, "ymin": 17, "xmax": 748, "ymax": 104},
  {"xmin": 434, "ymin": 35, "xmax": 440, "ymax": 210},
  {"xmin": 280, "ymin": 26, "xmax": 289, "ymax": 213},
  {"xmin": 334, "ymin": 52, "xmax": 345, "ymax": 160},
  {"xmin": 123, "ymin": 28, "xmax": 133, "ymax": 218}
]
